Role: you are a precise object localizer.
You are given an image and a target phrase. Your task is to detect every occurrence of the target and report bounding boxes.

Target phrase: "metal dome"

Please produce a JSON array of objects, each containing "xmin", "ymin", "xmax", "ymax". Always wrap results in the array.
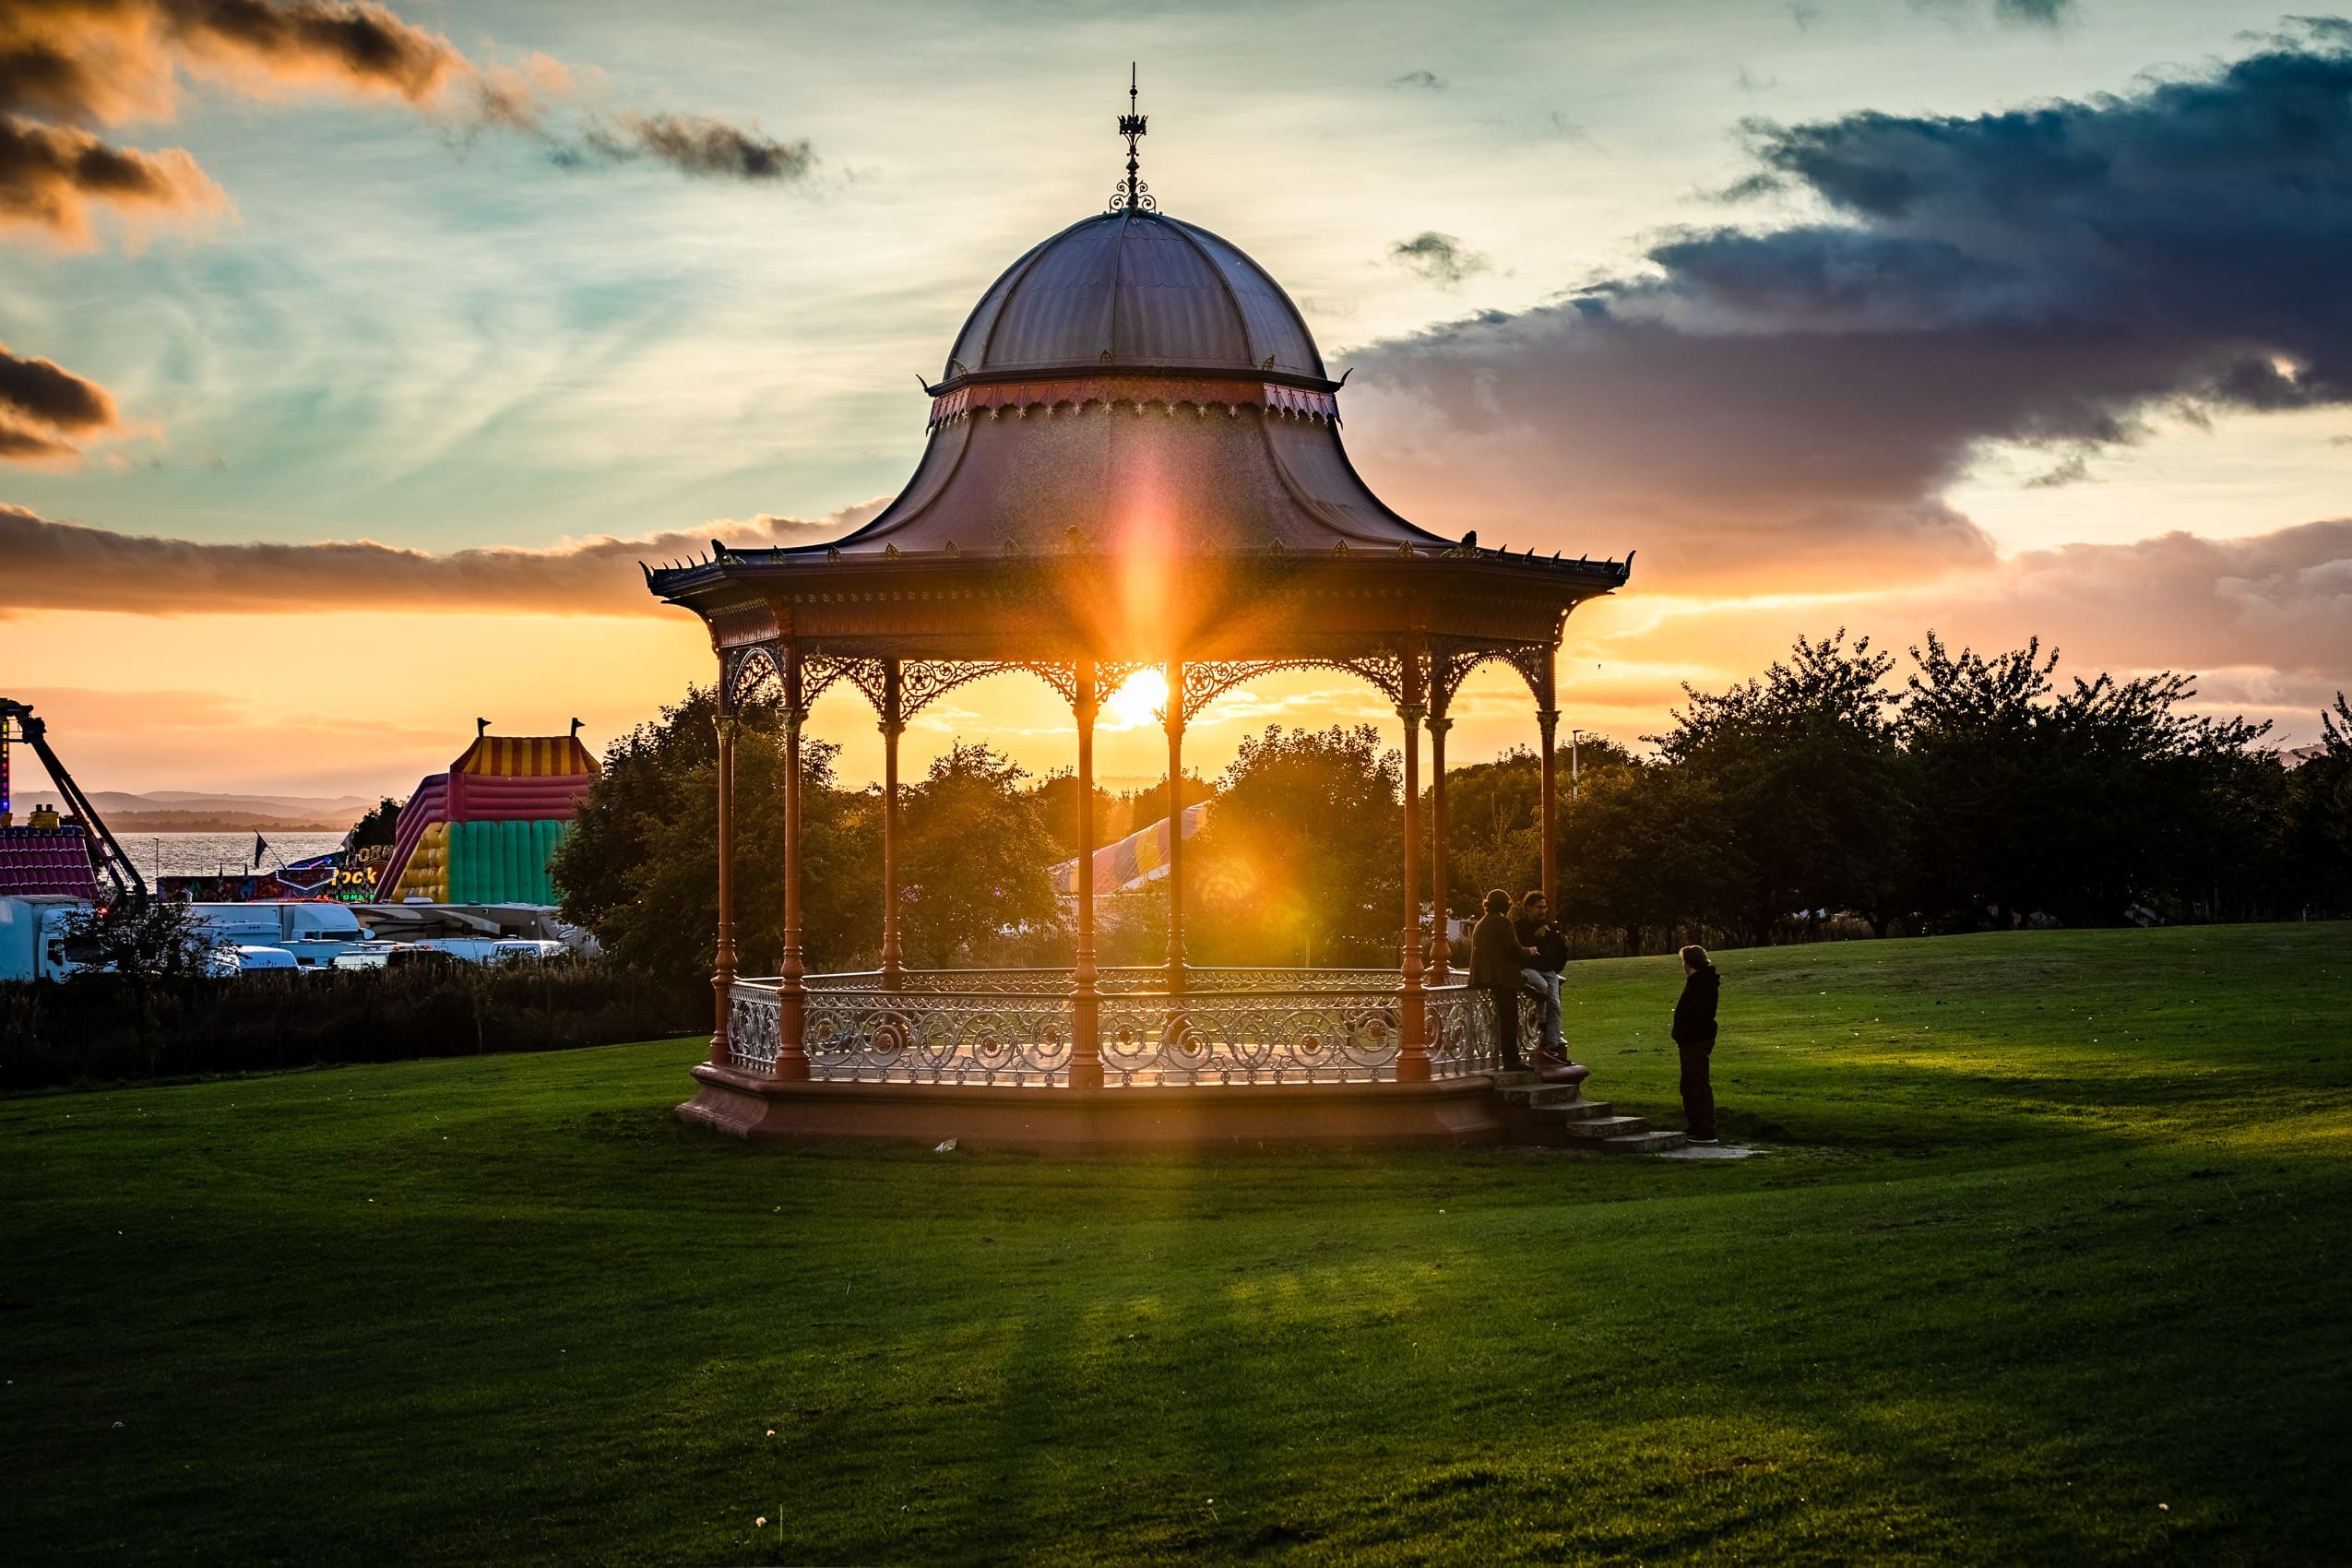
[{"xmin": 941, "ymin": 208, "xmax": 1328, "ymax": 386}]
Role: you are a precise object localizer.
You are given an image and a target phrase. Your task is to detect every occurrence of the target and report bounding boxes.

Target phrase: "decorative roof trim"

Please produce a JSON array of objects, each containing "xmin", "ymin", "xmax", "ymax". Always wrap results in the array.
[{"xmin": 928, "ymin": 377, "xmax": 1338, "ymax": 431}]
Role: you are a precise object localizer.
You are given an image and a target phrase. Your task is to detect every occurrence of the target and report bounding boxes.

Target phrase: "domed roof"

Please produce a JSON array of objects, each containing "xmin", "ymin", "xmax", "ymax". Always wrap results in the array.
[{"xmin": 942, "ymin": 208, "xmax": 1328, "ymax": 386}]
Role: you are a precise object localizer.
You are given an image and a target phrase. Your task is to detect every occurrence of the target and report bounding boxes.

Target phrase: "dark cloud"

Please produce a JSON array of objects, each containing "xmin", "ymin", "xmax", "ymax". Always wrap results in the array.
[
  {"xmin": 1, "ymin": 341, "xmax": 119, "ymax": 432},
  {"xmin": 1348, "ymin": 26, "xmax": 2352, "ymax": 589},
  {"xmin": 560, "ymin": 111, "xmax": 814, "ymax": 183},
  {"xmin": 1387, "ymin": 231, "xmax": 1487, "ymax": 287},
  {"xmin": 0, "ymin": 339, "xmax": 122, "ymax": 463},
  {"xmin": 0, "ymin": 422, "xmax": 80, "ymax": 462},
  {"xmin": 0, "ymin": 113, "xmax": 224, "ymax": 243},
  {"xmin": 0, "ymin": 0, "xmax": 814, "ymax": 245},
  {"xmin": 1388, "ymin": 70, "xmax": 1444, "ymax": 89},
  {"xmin": 1992, "ymin": 0, "xmax": 2074, "ymax": 24},
  {"xmin": 1909, "ymin": 0, "xmax": 2077, "ymax": 28},
  {"xmin": 0, "ymin": 500, "xmax": 887, "ymax": 616}
]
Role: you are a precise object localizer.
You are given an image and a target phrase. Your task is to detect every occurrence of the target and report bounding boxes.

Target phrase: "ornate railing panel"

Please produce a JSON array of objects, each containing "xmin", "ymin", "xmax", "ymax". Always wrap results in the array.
[
  {"xmin": 1426, "ymin": 985, "xmax": 1507, "ymax": 1078},
  {"xmin": 729, "ymin": 983, "xmax": 781, "ymax": 1072},
  {"xmin": 723, "ymin": 974, "xmax": 1532, "ymax": 1086},
  {"xmin": 1098, "ymin": 988, "xmax": 1406, "ymax": 1086},
  {"xmin": 803, "ymin": 989, "xmax": 1072, "ymax": 1086}
]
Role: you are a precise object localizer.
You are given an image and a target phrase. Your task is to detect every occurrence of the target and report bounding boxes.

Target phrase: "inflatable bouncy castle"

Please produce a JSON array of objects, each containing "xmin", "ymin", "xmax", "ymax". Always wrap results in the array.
[
  {"xmin": 377, "ymin": 727, "xmax": 597, "ymax": 905},
  {"xmin": 1050, "ymin": 802, "xmax": 1209, "ymax": 897}
]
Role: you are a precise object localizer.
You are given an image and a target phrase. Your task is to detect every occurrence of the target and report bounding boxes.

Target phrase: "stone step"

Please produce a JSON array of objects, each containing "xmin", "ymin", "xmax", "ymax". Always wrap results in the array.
[
  {"xmin": 1556, "ymin": 1114, "xmax": 1650, "ymax": 1142},
  {"xmin": 1528, "ymin": 1099, "xmax": 1614, "ymax": 1123},
  {"xmin": 1595, "ymin": 1130, "xmax": 1690, "ymax": 1155},
  {"xmin": 1489, "ymin": 1070, "xmax": 1542, "ymax": 1089},
  {"xmin": 1498, "ymin": 1082, "xmax": 1593, "ymax": 1108}
]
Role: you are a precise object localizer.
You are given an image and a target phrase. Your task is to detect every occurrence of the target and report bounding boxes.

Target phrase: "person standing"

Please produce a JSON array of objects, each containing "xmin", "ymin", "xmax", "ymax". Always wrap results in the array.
[
  {"xmin": 1468, "ymin": 889, "xmax": 1538, "ymax": 1071},
  {"xmin": 1514, "ymin": 890, "xmax": 1571, "ymax": 1065},
  {"xmin": 1670, "ymin": 944, "xmax": 1721, "ymax": 1145}
]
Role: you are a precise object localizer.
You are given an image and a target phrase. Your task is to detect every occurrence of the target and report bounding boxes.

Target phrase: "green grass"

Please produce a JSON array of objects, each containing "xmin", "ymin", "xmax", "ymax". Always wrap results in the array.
[{"xmin": 4, "ymin": 925, "xmax": 2347, "ymax": 1565}]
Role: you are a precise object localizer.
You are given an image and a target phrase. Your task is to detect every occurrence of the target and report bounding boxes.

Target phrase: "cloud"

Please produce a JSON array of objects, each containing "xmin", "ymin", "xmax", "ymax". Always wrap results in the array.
[
  {"xmin": 1386, "ymin": 231, "xmax": 1488, "ymax": 287},
  {"xmin": 1909, "ymin": 0, "xmax": 2077, "ymax": 28},
  {"xmin": 0, "ymin": 113, "xmax": 227, "ymax": 244},
  {"xmin": 0, "ymin": 0, "xmax": 814, "ymax": 243},
  {"xmin": 1991, "ymin": 0, "xmax": 2073, "ymax": 24},
  {"xmin": 0, "ymin": 339, "xmax": 123, "ymax": 463},
  {"xmin": 0, "ymin": 498, "xmax": 889, "ymax": 617},
  {"xmin": 557, "ymin": 110, "xmax": 814, "ymax": 183},
  {"xmin": 1388, "ymin": 70, "xmax": 1445, "ymax": 89},
  {"xmin": 1346, "ymin": 25, "xmax": 2352, "ymax": 591}
]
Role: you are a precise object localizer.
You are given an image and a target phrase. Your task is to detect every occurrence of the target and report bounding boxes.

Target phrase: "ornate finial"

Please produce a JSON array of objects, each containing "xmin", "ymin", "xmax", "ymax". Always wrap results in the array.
[{"xmin": 1111, "ymin": 64, "xmax": 1156, "ymax": 212}]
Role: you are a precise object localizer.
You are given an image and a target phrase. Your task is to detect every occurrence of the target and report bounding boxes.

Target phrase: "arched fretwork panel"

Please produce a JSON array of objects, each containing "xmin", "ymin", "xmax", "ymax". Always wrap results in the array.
[{"xmin": 722, "ymin": 644, "xmax": 784, "ymax": 708}]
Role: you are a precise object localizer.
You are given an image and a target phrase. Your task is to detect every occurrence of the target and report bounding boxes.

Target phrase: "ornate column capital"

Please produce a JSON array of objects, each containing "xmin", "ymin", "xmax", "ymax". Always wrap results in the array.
[
  {"xmin": 1536, "ymin": 707, "xmax": 1561, "ymax": 737},
  {"xmin": 876, "ymin": 717, "xmax": 906, "ymax": 739},
  {"xmin": 1424, "ymin": 712, "xmax": 1454, "ymax": 737},
  {"xmin": 712, "ymin": 713, "xmax": 741, "ymax": 742},
  {"xmin": 1396, "ymin": 702, "xmax": 1428, "ymax": 728}
]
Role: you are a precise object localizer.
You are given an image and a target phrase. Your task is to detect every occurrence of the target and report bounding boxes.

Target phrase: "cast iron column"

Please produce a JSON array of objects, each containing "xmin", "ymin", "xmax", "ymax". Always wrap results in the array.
[
  {"xmin": 1538, "ymin": 639, "xmax": 1561, "ymax": 910},
  {"xmin": 775, "ymin": 641, "xmax": 811, "ymax": 1081},
  {"xmin": 1163, "ymin": 657, "xmax": 1187, "ymax": 992},
  {"xmin": 878, "ymin": 657, "xmax": 905, "ymax": 990},
  {"xmin": 1397, "ymin": 638, "xmax": 1431, "ymax": 1081},
  {"xmin": 1070, "ymin": 660, "xmax": 1103, "ymax": 1088},
  {"xmin": 710, "ymin": 702, "xmax": 738, "ymax": 1066},
  {"xmin": 1427, "ymin": 707, "xmax": 1453, "ymax": 982}
]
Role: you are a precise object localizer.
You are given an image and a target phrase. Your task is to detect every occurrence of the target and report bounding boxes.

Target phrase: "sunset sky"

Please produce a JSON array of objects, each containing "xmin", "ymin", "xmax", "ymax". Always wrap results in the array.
[{"xmin": 4, "ymin": 0, "xmax": 2348, "ymax": 800}]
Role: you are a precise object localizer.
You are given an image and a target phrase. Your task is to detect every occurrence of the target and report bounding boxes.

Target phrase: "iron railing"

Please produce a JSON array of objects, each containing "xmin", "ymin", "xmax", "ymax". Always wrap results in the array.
[{"xmin": 726, "ymin": 970, "xmax": 1525, "ymax": 1086}]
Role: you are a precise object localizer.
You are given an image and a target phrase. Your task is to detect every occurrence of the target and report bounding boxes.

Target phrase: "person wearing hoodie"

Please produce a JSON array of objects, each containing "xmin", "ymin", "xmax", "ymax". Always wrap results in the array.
[
  {"xmin": 1670, "ymin": 944, "xmax": 1722, "ymax": 1145},
  {"xmin": 1467, "ymin": 889, "xmax": 1538, "ymax": 1071}
]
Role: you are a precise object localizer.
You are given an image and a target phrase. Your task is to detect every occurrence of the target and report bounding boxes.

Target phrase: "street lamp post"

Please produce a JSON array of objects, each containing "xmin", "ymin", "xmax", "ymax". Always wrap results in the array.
[{"xmin": 1570, "ymin": 728, "xmax": 1584, "ymax": 801}]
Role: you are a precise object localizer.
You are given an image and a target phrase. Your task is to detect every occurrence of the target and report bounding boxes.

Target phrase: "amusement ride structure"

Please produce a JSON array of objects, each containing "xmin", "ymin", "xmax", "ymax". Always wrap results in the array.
[{"xmin": 646, "ymin": 83, "xmax": 1635, "ymax": 1146}]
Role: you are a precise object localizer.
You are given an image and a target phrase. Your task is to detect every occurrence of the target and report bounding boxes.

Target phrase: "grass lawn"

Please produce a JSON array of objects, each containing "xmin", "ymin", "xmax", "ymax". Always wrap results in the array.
[{"xmin": 4, "ymin": 924, "xmax": 2348, "ymax": 1565}]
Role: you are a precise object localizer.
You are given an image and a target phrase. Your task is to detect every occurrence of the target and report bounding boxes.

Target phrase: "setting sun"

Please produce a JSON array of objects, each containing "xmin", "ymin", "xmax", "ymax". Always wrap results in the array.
[{"xmin": 1102, "ymin": 668, "xmax": 1170, "ymax": 732}]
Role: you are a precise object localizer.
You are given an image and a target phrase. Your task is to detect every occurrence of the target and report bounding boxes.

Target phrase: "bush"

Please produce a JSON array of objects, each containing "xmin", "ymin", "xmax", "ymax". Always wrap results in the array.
[{"xmin": 0, "ymin": 956, "xmax": 703, "ymax": 1091}]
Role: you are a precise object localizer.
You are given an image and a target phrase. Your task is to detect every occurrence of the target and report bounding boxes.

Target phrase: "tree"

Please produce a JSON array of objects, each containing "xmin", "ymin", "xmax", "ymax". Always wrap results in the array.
[
  {"xmin": 898, "ymin": 742, "xmax": 1060, "ymax": 967},
  {"xmin": 346, "ymin": 797, "xmax": 402, "ymax": 849},
  {"xmin": 1027, "ymin": 769, "xmax": 1121, "ymax": 859},
  {"xmin": 552, "ymin": 687, "xmax": 877, "ymax": 995},
  {"xmin": 55, "ymin": 898, "xmax": 218, "ymax": 1070},
  {"xmin": 1657, "ymin": 630, "xmax": 1907, "ymax": 942},
  {"xmin": 56, "ymin": 898, "xmax": 215, "ymax": 980},
  {"xmin": 2278, "ymin": 692, "xmax": 2352, "ymax": 917},
  {"xmin": 1190, "ymin": 725, "xmax": 1399, "ymax": 966},
  {"xmin": 1901, "ymin": 636, "xmax": 2274, "ymax": 926},
  {"xmin": 1555, "ymin": 761, "xmax": 1734, "ymax": 955}
]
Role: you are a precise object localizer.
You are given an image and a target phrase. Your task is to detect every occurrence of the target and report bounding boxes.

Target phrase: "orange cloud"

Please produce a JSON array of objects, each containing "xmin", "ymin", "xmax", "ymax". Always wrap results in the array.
[
  {"xmin": 0, "ymin": 500, "xmax": 885, "ymax": 616},
  {"xmin": 0, "ymin": 0, "xmax": 814, "ymax": 246}
]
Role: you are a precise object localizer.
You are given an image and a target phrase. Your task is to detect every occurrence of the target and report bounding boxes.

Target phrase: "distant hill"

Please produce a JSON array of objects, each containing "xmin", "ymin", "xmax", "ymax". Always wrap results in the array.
[{"xmin": 12, "ymin": 790, "xmax": 379, "ymax": 834}]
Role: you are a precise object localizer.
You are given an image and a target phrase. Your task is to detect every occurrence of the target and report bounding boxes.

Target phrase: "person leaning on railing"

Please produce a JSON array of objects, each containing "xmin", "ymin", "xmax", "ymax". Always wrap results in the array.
[
  {"xmin": 1467, "ymin": 889, "xmax": 1538, "ymax": 1072},
  {"xmin": 1513, "ymin": 890, "xmax": 1572, "ymax": 1067}
]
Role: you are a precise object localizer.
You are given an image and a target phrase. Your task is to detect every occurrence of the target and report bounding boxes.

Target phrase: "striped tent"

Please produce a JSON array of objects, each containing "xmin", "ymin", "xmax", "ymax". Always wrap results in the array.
[
  {"xmin": 378, "ymin": 729, "xmax": 598, "ymax": 905},
  {"xmin": 1050, "ymin": 802, "xmax": 1208, "ymax": 897}
]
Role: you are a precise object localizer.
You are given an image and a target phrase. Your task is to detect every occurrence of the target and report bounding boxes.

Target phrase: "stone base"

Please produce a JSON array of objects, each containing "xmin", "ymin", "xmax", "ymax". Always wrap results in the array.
[{"xmin": 679, "ymin": 1063, "xmax": 1506, "ymax": 1152}]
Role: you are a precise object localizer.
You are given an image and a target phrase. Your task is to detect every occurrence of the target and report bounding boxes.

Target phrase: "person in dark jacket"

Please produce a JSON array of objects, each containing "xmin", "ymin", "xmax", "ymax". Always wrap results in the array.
[
  {"xmin": 1669, "ymin": 944, "xmax": 1721, "ymax": 1144},
  {"xmin": 1467, "ymin": 889, "xmax": 1538, "ymax": 1070},
  {"xmin": 1513, "ymin": 891, "xmax": 1571, "ymax": 1060}
]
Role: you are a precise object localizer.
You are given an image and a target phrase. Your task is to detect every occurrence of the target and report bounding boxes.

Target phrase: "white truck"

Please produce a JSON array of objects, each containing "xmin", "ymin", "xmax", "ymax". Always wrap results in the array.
[
  {"xmin": 184, "ymin": 901, "xmax": 373, "ymax": 969},
  {"xmin": 0, "ymin": 895, "xmax": 92, "ymax": 982}
]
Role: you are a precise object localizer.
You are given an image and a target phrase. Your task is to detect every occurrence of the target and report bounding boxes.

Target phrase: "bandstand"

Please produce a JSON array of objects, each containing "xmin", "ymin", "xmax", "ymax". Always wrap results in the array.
[{"xmin": 647, "ymin": 101, "xmax": 1633, "ymax": 1148}]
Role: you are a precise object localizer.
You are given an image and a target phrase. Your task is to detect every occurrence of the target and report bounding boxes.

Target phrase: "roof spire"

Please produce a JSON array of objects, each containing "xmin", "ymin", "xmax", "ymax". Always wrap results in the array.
[{"xmin": 1111, "ymin": 63, "xmax": 1156, "ymax": 213}]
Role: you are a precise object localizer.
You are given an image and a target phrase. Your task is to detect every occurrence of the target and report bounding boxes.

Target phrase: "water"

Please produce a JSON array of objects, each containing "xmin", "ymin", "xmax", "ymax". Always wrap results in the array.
[{"xmin": 126, "ymin": 832, "xmax": 350, "ymax": 881}]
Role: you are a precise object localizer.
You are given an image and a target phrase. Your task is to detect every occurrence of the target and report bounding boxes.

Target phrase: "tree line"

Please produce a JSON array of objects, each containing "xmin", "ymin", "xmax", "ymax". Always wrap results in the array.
[{"xmin": 549, "ymin": 634, "xmax": 2352, "ymax": 996}]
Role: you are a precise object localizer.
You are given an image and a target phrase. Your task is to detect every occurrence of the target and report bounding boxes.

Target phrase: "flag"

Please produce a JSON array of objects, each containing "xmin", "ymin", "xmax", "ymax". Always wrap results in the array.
[{"xmin": 253, "ymin": 832, "xmax": 270, "ymax": 868}]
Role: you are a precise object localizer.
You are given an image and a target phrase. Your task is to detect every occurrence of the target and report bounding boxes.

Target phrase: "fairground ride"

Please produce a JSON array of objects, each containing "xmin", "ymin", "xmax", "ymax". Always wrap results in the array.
[{"xmin": 0, "ymin": 697, "xmax": 148, "ymax": 903}]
